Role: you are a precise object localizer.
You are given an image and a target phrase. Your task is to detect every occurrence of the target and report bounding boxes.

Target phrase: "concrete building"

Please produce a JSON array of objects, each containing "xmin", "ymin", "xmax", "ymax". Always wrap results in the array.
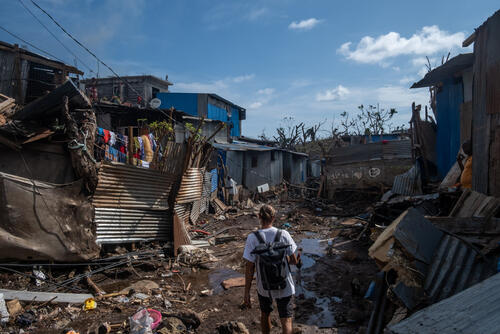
[{"xmin": 81, "ymin": 75, "xmax": 173, "ymax": 106}]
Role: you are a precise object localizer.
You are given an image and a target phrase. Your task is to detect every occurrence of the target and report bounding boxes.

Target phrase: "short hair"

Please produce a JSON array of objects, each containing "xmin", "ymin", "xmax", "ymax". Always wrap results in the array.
[{"xmin": 259, "ymin": 204, "xmax": 276, "ymax": 223}]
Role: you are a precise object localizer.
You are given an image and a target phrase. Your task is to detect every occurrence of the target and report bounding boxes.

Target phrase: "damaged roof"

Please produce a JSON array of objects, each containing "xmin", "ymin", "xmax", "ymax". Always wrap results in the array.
[
  {"xmin": 411, "ymin": 53, "xmax": 474, "ymax": 88},
  {"xmin": 389, "ymin": 273, "xmax": 500, "ymax": 334}
]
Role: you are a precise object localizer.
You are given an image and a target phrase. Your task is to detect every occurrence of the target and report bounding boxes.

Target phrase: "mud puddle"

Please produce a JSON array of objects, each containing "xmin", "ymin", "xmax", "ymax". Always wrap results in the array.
[
  {"xmin": 186, "ymin": 267, "xmax": 243, "ymax": 295},
  {"xmin": 294, "ymin": 235, "xmax": 337, "ymax": 328}
]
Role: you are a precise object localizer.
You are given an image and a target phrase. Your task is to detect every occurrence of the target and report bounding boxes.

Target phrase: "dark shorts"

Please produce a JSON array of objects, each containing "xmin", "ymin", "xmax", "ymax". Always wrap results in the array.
[{"xmin": 258, "ymin": 294, "xmax": 294, "ymax": 318}]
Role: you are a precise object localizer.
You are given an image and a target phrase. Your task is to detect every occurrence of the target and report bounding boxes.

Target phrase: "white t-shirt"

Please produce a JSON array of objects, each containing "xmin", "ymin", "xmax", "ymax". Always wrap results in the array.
[{"xmin": 243, "ymin": 227, "xmax": 297, "ymax": 298}]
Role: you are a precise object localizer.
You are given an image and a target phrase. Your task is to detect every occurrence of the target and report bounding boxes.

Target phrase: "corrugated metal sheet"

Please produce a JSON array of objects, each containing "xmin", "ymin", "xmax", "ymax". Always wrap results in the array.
[
  {"xmin": 210, "ymin": 168, "xmax": 218, "ymax": 193},
  {"xmin": 95, "ymin": 208, "xmax": 171, "ymax": 244},
  {"xmin": 93, "ymin": 162, "xmax": 176, "ymax": 209},
  {"xmin": 174, "ymin": 203, "xmax": 191, "ymax": 225},
  {"xmin": 424, "ymin": 234, "xmax": 495, "ymax": 303},
  {"xmin": 93, "ymin": 162, "xmax": 176, "ymax": 244},
  {"xmin": 390, "ymin": 273, "xmax": 500, "ymax": 334},
  {"xmin": 392, "ymin": 164, "xmax": 422, "ymax": 196},
  {"xmin": 176, "ymin": 168, "xmax": 204, "ymax": 204},
  {"xmin": 411, "ymin": 53, "xmax": 474, "ymax": 88},
  {"xmin": 328, "ymin": 140, "xmax": 411, "ymax": 166},
  {"xmin": 190, "ymin": 199, "xmax": 201, "ymax": 224}
]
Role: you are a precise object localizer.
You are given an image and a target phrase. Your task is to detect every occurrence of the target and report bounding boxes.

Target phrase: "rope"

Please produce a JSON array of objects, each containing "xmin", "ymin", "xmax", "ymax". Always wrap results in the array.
[{"xmin": 68, "ymin": 129, "xmax": 96, "ymax": 163}]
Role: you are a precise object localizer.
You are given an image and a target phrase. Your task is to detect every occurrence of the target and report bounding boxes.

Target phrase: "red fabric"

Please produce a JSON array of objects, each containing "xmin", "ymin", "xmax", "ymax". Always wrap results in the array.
[
  {"xmin": 103, "ymin": 129, "xmax": 110, "ymax": 143},
  {"xmin": 120, "ymin": 146, "xmax": 125, "ymax": 154}
]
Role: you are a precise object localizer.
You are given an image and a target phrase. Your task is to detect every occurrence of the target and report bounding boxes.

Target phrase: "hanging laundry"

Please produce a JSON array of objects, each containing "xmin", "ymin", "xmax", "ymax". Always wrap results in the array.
[
  {"xmin": 109, "ymin": 131, "xmax": 116, "ymax": 146},
  {"xmin": 137, "ymin": 136, "xmax": 145, "ymax": 160},
  {"xmin": 103, "ymin": 129, "xmax": 110, "ymax": 143},
  {"xmin": 141, "ymin": 135, "xmax": 153, "ymax": 162}
]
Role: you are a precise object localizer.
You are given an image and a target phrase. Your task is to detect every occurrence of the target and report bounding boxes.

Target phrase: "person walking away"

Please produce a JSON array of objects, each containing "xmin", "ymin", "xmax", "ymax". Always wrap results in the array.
[{"xmin": 242, "ymin": 205, "xmax": 301, "ymax": 334}]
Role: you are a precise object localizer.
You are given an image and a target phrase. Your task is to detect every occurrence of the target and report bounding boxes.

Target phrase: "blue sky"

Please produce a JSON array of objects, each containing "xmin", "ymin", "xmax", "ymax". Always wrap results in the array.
[{"xmin": 1, "ymin": 0, "xmax": 498, "ymax": 137}]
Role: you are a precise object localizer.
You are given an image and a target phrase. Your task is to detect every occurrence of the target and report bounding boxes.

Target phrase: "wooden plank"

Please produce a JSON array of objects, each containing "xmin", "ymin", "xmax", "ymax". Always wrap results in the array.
[{"xmin": 0, "ymin": 289, "xmax": 93, "ymax": 303}]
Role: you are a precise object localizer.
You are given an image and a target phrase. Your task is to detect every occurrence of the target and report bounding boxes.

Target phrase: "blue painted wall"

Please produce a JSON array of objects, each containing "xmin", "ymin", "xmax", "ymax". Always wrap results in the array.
[
  {"xmin": 436, "ymin": 79, "xmax": 463, "ymax": 178},
  {"xmin": 230, "ymin": 107, "xmax": 240, "ymax": 137},
  {"xmin": 157, "ymin": 93, "xmax": 198, "ymax": 116},
  {"xmin": 207, "ymin": 103, "xmax": 228, "ymax": 122},
  {"xmin": 158, "ymin": 93, "xmax": 242, "ymax": 137}
]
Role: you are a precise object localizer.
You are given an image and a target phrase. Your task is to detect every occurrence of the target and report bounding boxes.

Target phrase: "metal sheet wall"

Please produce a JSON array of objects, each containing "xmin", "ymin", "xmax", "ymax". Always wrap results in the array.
[
  {"xmin": 93, "ymin": 162, "xmax": 176, "ymax": 209},
  {"xmin": 93, "ymin": 162, "xmax": 176, "ymax": 244},
  {"xmin": 95, "ymin": 208, "xmax": 171, "ymax": 244},
  {"xmin": 436, "ymin": 79, "xmax": 463, "ymax": 178}
]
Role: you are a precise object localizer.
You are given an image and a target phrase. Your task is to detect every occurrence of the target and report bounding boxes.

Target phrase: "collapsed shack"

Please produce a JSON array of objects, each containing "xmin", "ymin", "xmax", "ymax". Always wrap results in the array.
[{"xmin": 0, "ymin": 73, "xmax": 225, "ymax": 261}]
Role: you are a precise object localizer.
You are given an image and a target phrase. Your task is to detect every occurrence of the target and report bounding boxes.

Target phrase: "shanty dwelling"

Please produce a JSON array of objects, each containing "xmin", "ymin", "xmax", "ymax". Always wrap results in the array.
[
  {"xmin": 81, "ymin": 75, "xmax": 173, "ymax": 106},
  {"xmin": 464, "ymin": 10, "xmax": 500, "ymax": 197},
  {"xmin": 307, "ymin": 159, "xmax": 322, "ymax": 178},
  {"xmin": 213, "ymin": 141, "xmax": 284, "ymax": 191},
  {"xmin": 411, "ymin": 53, "xmax": 474, "ymax": 178},
  {"xmin": 0, "ymin": 40, "xmax": 83, "ymax": 104},
  {"xmin": 157, "ymin": 92, "xmax": 246, "ymax": 138},
  {"xmin": 282, "ymin": 150, "xmax": 308, "ymax": 185},
  {"xmin": 324, "ymin": 140, "xmax": 413, "ymax": 198}
]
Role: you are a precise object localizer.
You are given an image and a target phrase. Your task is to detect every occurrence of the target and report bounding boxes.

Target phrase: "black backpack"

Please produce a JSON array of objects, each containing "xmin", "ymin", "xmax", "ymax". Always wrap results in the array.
[{"xmin": 251, "ymin": 229, "xmax": 290, "ymax": 292}]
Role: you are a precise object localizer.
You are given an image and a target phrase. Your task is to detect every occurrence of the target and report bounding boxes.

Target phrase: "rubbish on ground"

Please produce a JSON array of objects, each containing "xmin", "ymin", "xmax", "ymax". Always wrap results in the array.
[
  {"xmin": 159, "ymin": 317, "xmax": 186, "ymax": 333},
  {"xmin": 6, "ymin": 299, "xmax": 23, "ymax": 317},
  {"xmin": 0, "ymin": 289, "xmax": 93, "ymax": 303},
  {"xmin": 0, "ymin": 293, "xmax": 9, "ymax": 324},
  {"xmin": 16, "ymin": 310, "xmax": 35, "ymax": 327},
  {"xmin": 130, "ymin": 308, "xmax": 154, "ymax": 334},
  {"xmin": 33, "ymin": 267, "xmax": 46, "ymax": 286},
  {"xmin": 147, "ymin": 309, "xmax": 162, "ymax": 329},
  {"xmin": 83, "ymin": 297, "xmax": 97, "ymax": 310},
  {"xmin": 257, "ymin": 183, "xmax": 269, "ymax": 193},
  {"xmin": 221, "ymin": 277, "xmax": 245, "ymax": 290},
  {"xmin": 133, "ymin": 293, "xmax": 150, "ymax": 300},
  {"xmin": 217, "ymin": 321, "xmax": 250, "ymax": 334},
  {"xmin": 163, "ymin": 309, "xmax": 201, "ymax": 329},
  {"xmin": 119, "ymin": 280, "xmax": 160, "ymax": 295}
]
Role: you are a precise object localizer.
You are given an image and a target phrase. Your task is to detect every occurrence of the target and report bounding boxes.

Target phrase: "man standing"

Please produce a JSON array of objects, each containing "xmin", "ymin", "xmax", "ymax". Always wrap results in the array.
[{"xmin": 243, "ymin": 204, "xmax": 301, "ymax": 334}]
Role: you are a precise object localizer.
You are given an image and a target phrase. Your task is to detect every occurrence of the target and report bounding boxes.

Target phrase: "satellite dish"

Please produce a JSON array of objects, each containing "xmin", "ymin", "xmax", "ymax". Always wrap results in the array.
[{"xmin": 150, "ymin": 98, "xmax": 161, "ymax": 109}]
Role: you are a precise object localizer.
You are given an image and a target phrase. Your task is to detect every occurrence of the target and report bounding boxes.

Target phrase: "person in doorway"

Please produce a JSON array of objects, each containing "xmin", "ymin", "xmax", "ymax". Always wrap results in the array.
[
  {"xmin": 457, "ymin": 140, "xmax": 472, "ymax": 189},
  {"xmin": 243, "ymin": 204, "xmax": 301, "ymax": 334}
]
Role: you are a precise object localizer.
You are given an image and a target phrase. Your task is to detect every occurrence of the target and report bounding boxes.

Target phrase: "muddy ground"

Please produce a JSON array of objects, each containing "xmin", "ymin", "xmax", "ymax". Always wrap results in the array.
[{"xmin": 0, "ymin": 196, "xmax": 379, "ymax": 333}]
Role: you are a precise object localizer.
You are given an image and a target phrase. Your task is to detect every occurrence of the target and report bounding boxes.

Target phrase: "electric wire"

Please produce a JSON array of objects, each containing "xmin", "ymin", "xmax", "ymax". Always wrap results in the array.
[
  {"xmin": 17, "ymin": 0, "xmax": 96, "ymax": 75},
  {"xmin": 28, "ymin": 0, "xmax": 188, "ymax": 130},
  {"xmin": 0, "ymin": 25, "xmax": 64, "ymax": 62}
]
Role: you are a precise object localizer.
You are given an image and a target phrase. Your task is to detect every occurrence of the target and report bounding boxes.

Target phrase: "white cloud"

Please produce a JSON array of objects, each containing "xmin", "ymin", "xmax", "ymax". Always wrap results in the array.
[
  {"xmin": 173, "ymin": 74, "xmax": 254, "ymax": 93},
  {"xmin": 316, "ymin": 85, "xmax": 350, "ymax": 101},
  {"xmin": 246, "ymin": 7, "xmax": 268, "ymax": 21},
  {"xmin": 232, "ymin": 74, "xmax": 255, "ymax": 83},
  {"xmin": 257, "ymin": 88, "xmax": 274, "ymax": 95},
  {"xmin": 338, "ymin": 26, "xmax": 465, "ymax": 64},
  {"xmin": 399, "ymin": 76, "xmax": 415, "ymax": 85},
  {"xmin": 249, "ymin": 102, "xmax": 263, "ymax": 109},
  {"xmin": 288, "ymin": 18, "xmax": 322, "ymax": 31},
  {"xmin": 375, "ymin": 85, "xmax": 428, "ymax": 108}
]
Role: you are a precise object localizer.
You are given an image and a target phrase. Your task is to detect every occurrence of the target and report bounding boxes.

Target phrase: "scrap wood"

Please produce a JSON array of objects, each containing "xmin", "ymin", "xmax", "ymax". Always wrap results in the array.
[
  {"xmin": 0, "ymin": 289, "xmax": 93, "ymax": 303},
  {"xmin": 221, "ymin": 277, "xmax": 245, "ymax": 290}
]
